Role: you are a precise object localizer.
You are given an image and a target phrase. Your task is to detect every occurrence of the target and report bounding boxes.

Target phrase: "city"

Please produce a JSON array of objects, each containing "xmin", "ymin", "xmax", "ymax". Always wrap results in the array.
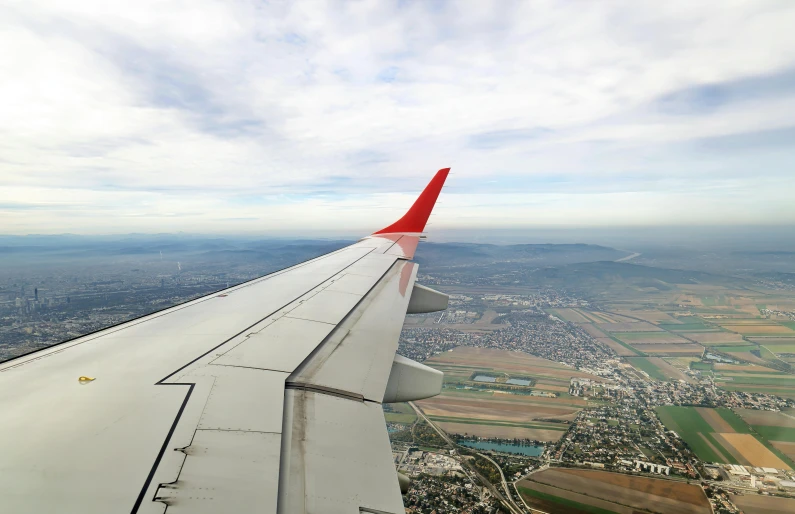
[{"xmin": 3, "ymin": 238, "xmax": 795, "ymax": 513}]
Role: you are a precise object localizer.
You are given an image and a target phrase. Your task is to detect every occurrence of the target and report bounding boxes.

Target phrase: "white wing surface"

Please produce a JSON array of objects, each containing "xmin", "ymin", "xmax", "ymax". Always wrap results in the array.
[{"xmin": 0, "ymin": 168, "xmax": 451, "ymax": 514}]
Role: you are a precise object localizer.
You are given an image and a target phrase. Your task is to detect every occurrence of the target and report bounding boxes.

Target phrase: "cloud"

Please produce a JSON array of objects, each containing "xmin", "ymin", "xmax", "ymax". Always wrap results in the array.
[{"xmin": 1, "ymin": 0, "xmax": 795, "ymax": 234}]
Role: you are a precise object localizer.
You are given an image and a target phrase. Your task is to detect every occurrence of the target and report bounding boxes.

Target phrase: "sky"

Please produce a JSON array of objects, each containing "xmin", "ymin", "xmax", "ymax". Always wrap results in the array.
[{"xmin": 1, "ymin": 0, "xmax": 795, "ymax": 236}]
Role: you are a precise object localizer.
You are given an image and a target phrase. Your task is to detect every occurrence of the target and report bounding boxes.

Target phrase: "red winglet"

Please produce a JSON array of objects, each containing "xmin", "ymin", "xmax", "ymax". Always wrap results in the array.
[{"xmin": 373, "ymin": 168, "xmax": 450, "ymax": 234}]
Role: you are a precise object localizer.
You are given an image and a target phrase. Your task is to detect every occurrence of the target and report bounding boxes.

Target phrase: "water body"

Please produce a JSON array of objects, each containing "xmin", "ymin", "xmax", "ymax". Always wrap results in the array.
[
  {"xmin": 473, "ymin": 375, "xmax": 497, "ymax": 383},
  {"xmin": 458, "ymin": 440, "xmax": 544, "ymax": 456},
  {"xmin": 506, "ymin": 378, "xmax": 531, "ymax": 386}
]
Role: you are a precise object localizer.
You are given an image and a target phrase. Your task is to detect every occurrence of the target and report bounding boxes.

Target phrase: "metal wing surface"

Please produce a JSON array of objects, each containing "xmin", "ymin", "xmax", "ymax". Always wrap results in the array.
[{"xmin": 0, "ymin": 169, "xmax": 451, "ymax": 514}]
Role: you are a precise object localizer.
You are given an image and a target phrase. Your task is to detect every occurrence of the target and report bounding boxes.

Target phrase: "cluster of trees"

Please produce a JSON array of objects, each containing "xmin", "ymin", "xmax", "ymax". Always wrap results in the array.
[{"xmin": 470, "ymin": 455, "xmax": 502, "ymax": 484}]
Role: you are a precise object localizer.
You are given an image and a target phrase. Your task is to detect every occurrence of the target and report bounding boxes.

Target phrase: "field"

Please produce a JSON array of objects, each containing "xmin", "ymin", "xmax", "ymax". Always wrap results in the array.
[
  {"xmin": 721, "ymin": 324, "xmax": 795, "ymax": 335},
  {"xmin": 597, "ymin": 322, "xmax": 663, "ymax": 332},
  {"xmin": 581, "ymin": 324, "xmax": 644, "ymax": 356},
  {"xmin": 548, "ymin": 308, "xmax": 593, "ymax": 323},
  {"xmin": 734, "ymin": 408, "xmax": 795, "ymax": 459},
  {"xmin": 734, "ymin": 408, "xmax": 795, "ymax": 428},
  {"xmin": 614, "ymin": 332, "xmax": 689, "ymax": 343},
  {"xmin": 626, "ymin": 357, "xmax": 691, "ymax": 382},
  {"xmin": 771, "ymin": 441, "xmax": 795, "ymax": 460},
  {"xmin": 613, "ymin": 309, "xmax": 679, "ymax": 323},
  {"xmin": 713, "ymin": 363, "xmax": 780, "ymax": 373},
  {"xmin": 654, "ymin": 406, "xmax": 793, "ymax": 469},
  {"xmin": 750, "ymin": 337, "xmax": 795, "ymax": 345},
  {"xmin": 383, "ymin": 402, "xmax": 417, "ymax": 424},
  {"xmin": 682, "ymin": 332, "xmax": 746, "ymax": 344},
  {"xmin": 599, "ymin": 337, "xmax": 639, "ymax": 356},
  {"xmin": 730, "ymin": 494, "xmax": 795, "ymax": 514},
  {"xmin": 436, "ymin": 421, "xmax": 565, "ymax": 441},
  {"xmin": 547, "ymin": 308, "xmax": 636, "ymax": 324},
  {"xmin": 417, "ymin": 347, "xmax": 597, "ymax": 440},
  {"xmin": 630, "ymin": 343, "xmax": 704, "ymax": 355},
  {"xmin": 518, "ymin": 468, "xmax": 710, "ymax": 514}
]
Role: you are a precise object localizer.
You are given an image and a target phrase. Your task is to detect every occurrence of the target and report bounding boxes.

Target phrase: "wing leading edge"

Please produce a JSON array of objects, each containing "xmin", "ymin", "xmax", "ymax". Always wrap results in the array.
[{"xmin": 0, "ymin": 168, "xmax": 451, "ymax": 514}]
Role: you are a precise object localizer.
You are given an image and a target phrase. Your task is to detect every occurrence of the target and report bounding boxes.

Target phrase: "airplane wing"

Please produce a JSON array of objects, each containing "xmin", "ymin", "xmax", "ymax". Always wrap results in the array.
[{"xmin": 0, "ymin": 168, "xmax": 451, "ymax": 514}]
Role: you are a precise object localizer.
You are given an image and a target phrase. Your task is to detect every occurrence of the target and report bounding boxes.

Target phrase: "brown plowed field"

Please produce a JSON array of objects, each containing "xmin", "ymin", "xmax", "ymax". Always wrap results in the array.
[
  {"xmin": 436, "ymin": 422, "xmax": 565, "ymax": 441},
  {"xmin": 771, "ymin": 441, "xmax": 795, "ymax": 460},
  {"xmin": 650, "ymin": 357, "xmax": 694, "ymax": 383},
  {"xmin": 550, "ymin": 308, "xmax": 592, "ymax": 323},
  {"xmin": 632, "ymin": 343, "xmax": 704, "ymax": 354},
  {"xmin": 683, "ymin": 332, "xmax": 745, "ymax": 344},
  {"xmin": 522, "ymin": 468, "xmax": 710, "ymax": 514},
  {"xmin": 714, "ymin": 364, "xmax": 780, "ymax": 373},
  {"xmin": 598, "ymin": 322, "xmax": 664, "ymax": 332},
  {"xmin": 711, "ymin": 433, "xmax": 751, "ymax": 465},
  {"xmin": 749, "ymin": 337, "xmax": 795, "ymax": 345},
  {"xmin": 581, "ymin": 323, "xmax": 607, "ymax": 338},
  {"xmin": 417, "ymin": 396, "xmax": 580, "ymax": 423},
  {"xmin": 617, "ymin": 333, "xmax": 690, "ymax": 344},
  {"xmin": 730, "ymin": 494, "xmax": 795, "ymax": 514},
  {"xmin": 519, "ymin": 481, "xmax": 637, "ymax": 514},
  {"xmin": 725, "ymin": 351, "xmax": 770, "ymax": 365},
  {"xmin": 717, "ymin": 433, "xmax": 791, "ymax": 469},
  {"xmin": 722, "ymin": 324, "xmax": 794, "ymax": 335},
  {"xmin": 426, "ymin": 346, "xmax": 595, "ymax": 379},
  {"xmin": 615, "ymin": 310, "xmax": 679, "ymax": 322},
  {"xmin": 697, "ymin": 407, "xmax": 734, "ymax": 432},
  {"xmin": 599, "ymin": 337, "xmax": 638, "ymax": 356},
  {"xmin": 735, "ymin": 408, "xmax": 795, "ymax": 428}
]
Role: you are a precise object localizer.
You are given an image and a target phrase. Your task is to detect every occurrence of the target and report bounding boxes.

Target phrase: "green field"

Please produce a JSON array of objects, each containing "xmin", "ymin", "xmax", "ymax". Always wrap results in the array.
[
  {"xmin": 627, "ymin": 357, "xmax": 667, "ymax": 380},
  {"xmin": 656, "ymin": 406, "xmax": 795, "ymax": 467},
  {"xmin": 715, "ymin": 408, "xmax": 751, "ymax": 432},
  {"xmin": 616, "ymin": 332, "xmax": 685, "ymax": 341},
  {"xmin": 690, "ymin": 361, "xmax": 714, "ymax": 370},
  {"xmin": 658, "ymin": 317, "xmax": 713, "ymax": 331},
  {"xmin": 518, "ymin": 486, "xmax": 618, "ymax": 514},
  {"xmin": 655, "ymin": 406, "xmax": 736, "ymax": 463},
  {"xmin": 599, "ymin": 331, "xmax": 645, "ymax": 356},
  {"xmin": 753, "ymin": 426, "xmax": 795, "ymax": 442},
  {"xmin": 782, "ymin": 322, "xmax": 795, "ymax": 330},
  {"xmin": 718, "ymin": 383, "xmax": 795, "ymax": 398},
  {"xmin": 383, "ymin": 402, "xmax": 417, "ymax": 424},
  {"xmin": 701, "ymin": 340, "xmax": 751, "ymax": 347},
  {"xmin": 719, "ymin": 374, "xmax": 795, "ymax": 386},
  {"xmin": 765, "ymin": 344, "xmax": 795, "ymax": 353},
  {"xmin": 711, "ymin": 344, "xmax": 758, "ymax": 352}
]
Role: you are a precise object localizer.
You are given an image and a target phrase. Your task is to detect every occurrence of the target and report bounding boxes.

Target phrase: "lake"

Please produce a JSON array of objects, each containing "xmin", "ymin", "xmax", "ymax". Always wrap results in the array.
[
  {"xmin": 458, "ymin": 440, "xmax": 544, "ymax": 456},
  {"xmin": 473, "ymin": 375, "xmax": 497, "ymax": 383},
  {"xmin": 506, "ymin": 378, "xmax": 531, "ymax": 386}
]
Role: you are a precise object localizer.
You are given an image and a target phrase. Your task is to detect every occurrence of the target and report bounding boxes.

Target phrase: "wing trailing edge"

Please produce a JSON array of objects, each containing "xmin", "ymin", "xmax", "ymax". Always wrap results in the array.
[{"xmin": 372, "ymin": 167, "xmax": 450, "ymax": 235}]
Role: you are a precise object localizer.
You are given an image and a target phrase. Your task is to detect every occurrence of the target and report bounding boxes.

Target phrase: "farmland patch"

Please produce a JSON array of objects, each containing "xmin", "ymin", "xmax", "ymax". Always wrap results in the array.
[
  {"xmin": 520, "ymin": 468, "xmax": 710, "ymax": 514},
  {"xmin": 730, "ymin": 494, "xmax": 795, "ymax": 514}
]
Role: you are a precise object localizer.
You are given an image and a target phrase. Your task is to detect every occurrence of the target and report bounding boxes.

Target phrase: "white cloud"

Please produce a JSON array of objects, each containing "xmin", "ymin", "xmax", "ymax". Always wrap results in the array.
[{"xmin": 1, "ymin": 0, "xmax": 795, "ymax": 234}]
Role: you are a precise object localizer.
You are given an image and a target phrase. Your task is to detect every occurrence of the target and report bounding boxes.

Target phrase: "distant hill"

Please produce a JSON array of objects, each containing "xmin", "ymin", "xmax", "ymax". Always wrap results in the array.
[{"xmin": 414, "ymin": 242, "xmax": 629, "ymax": 268}]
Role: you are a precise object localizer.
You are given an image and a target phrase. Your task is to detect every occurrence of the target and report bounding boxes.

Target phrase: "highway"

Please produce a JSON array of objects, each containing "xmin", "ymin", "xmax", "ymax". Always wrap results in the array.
[
  {"xmin": 475, "ymin": 451, "xmax": 524, "ymax": 512},
  {"xmin": 409, "ymin": 401, "xmax": 525, "ymax": 514},
  {"xmin": 615, "ymin": 251, "xmax": 641, "ymax": 262}
]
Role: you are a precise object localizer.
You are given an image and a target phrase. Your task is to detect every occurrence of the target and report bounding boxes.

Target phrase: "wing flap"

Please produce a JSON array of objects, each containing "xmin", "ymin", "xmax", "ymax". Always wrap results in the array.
[
  {"xmin": 279, "ymin": 390, "xmax": 404, "ymax": 514},
  {"xmin": 156, "ymin": 430, "xmax": 282, "ymax": 513},
  {"xmin": 290, "ymin": 261, "xmax": 416, "ymax": 402}
]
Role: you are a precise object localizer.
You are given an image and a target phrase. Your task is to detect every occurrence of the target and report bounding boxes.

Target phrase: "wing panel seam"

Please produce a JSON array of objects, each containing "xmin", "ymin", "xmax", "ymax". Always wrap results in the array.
[{"xmin": 131, "ymin": 247, "xmax": 380, "ymax": 513}]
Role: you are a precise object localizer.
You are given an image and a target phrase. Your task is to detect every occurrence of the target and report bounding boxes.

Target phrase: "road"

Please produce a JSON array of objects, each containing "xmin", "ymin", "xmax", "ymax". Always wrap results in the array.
[
  {"xmin": 476, "ymin": 451, "xmax": 525, "ymax": 513},
  {"xmin": 408, "ymin": 402, "xmax": 525, "ymax": 514},
  {"xmin": 615, "ymin": 251, "xmax": 641, "ymax": 262}
]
